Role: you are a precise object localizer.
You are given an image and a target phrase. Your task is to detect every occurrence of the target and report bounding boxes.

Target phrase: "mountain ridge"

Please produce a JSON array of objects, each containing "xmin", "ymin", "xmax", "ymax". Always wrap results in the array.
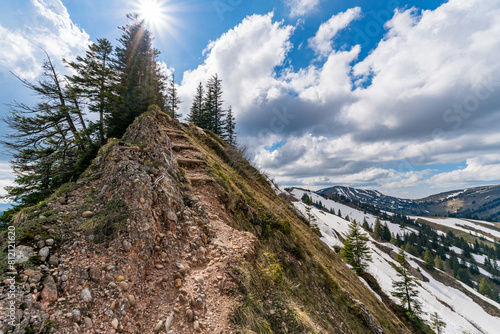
[
  {"xmin": 316, "ymin": 185, "xmax": 500, "ymax": 221},
  {"xmin": 0, "ymin": 108, "xmax": 412, "ymax": 333}
]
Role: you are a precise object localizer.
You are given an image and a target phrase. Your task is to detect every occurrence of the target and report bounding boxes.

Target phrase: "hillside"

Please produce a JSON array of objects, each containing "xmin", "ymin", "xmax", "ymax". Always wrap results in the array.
[
  {"xmin": 317, "ymin": 185, "xmax": 500, "ymax": 221},
  {"xmin": 290, "ymin": 188, "xmax": 500, "ymax": 334},
  {"xmin": 0, "ymin": 108, "xmax": 411, "ymax": 333}
]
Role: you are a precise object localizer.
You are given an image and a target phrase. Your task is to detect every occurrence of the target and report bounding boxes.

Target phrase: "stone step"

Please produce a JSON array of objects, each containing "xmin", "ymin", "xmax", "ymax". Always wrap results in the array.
[
  {"xmin": 172, "ymin": 144, "xmax": 195, "ymax": 152},
  {"xmin": 186, "ymin": 175, "xmax": 214, "ymax": 186},
  {"xmin": 177, "ymin": 158, "xmax": 205, "ymax": 168},
  {"xmin": 166, "ymin": 131, "xmax": 188, "ymax": 139}
]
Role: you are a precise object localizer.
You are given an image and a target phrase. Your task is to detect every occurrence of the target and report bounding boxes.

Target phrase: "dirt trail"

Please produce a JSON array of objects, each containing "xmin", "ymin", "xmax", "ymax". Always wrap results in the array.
[{"xmin": 2, "ymin": 112, "xmax": 257, "ymax": 334}]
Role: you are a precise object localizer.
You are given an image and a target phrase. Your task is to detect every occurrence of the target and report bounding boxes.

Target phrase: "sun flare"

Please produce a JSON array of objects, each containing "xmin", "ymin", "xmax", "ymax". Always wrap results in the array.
[{"xmin": 137, "ymin": 0, "xmax": 167, "ymax": 28}]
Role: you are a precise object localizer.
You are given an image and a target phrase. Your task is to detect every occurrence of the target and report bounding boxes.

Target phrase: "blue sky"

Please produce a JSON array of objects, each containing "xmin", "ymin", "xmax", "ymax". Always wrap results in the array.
[{"xmin": 1, "ymin": 0, "xmax": 500, "ymax": 200}]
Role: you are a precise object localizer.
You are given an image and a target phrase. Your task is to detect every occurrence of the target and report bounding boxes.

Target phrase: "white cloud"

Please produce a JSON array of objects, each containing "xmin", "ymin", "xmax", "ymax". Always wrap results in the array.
[
  {"xmin": 0, "ymin": 0, "xmax": 90, "ymax": 80},
  {"xmin": 178, "ymin": 13, "xmax": 294, "ymax": 119},
  {"xmin": 429, "ymin": 155, "xmax": 500, "ymax": 187},
  {"xmin": 285, "ymin": 0, "xmax": 321, "ymax": 17},
  {"xmin": 308, "ymin": 7, "xmax": 361, "ymax": 57},
  {"xmin": 0, "ymin": 162, "xmax": 14, "ymax": 197}
]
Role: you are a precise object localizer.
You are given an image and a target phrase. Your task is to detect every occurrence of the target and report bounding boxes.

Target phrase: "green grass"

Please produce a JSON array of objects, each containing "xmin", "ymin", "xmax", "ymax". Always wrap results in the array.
[{"xmin": 182, "ymin": 125, "xmax": 412, "ymax": 333}]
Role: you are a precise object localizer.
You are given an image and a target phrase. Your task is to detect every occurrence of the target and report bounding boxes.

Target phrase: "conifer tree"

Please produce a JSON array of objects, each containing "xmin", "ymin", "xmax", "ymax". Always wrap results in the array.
[
  {"xmin": 341, "ymin": 220, "xmax": 372, "ymax": 275},
  {"xmin": 165, "ymin": 75, "xmax": 181, "ymax": 119},
  {"xmin": 434, "ymin": 255, "xmax": 445, "ymax": 270},
  {"xmin": 362, "ymin": 218, "xmax": 371, "ymax": 232},
  {"xmin": 187, "ymin": 82, "xmax": 204, "ymax": 125},
  {"xmin": 478, "ymin": 277, "xmax": 492, "ymax": 298},
  {"xmin": 382, "ymin": 222, "xmax": 392, "ymax": 241},
  {"xmin": 374, "ymin": 218, "xmax": 383, "ymax": 240},
  {"xmin": 430, "ymin": 312, "xmax": 446, "ymax": 334},
  {"xmin": 224, "ymin": 106, "xmax": 236, "ymax": 146},
  {"xmin": 108, "ymin": 14, "xmax": 166, "ymax": 138},
  {"xmin": 203, "ymin": 74, "xmax": 224, "ymax": 135},
  {"xmin": 65, "ymin": 38, "xmax": 116, "ymax": 144},
  {"xmin": 392, "ymin": 247, "xmax": 422, "ymax": 316},
  {"xmin": 3, "ymin": 55, "xmax": 89, "ymax": 205},
  {"xmin": 423, "ymin": 249, "xmax": 435, "ymax": 269},
  {"xmin": 303, "ymin": 194, "xmax": 314, "ymax": 224}
]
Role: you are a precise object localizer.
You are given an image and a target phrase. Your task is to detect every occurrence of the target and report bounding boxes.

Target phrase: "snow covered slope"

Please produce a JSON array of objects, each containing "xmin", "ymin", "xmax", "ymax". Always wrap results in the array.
[
  {"xmin": 413, "ymin": 216, "xmax": 500, "ymax": 242},
  {"xmin": 290, "ymin": 188, "xmax": 500, "ymax": 334}
]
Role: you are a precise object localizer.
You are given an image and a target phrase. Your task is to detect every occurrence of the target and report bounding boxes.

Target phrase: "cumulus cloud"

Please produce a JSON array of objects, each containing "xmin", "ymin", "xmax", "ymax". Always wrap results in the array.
[
  {"xmin": 0, "ymin": 162, "xmax": 14, "ymax": 197},
  {"xmin": 0, "ymin": 0, "xmax": 90, "ymax": 80},
  {"xmin": 178, "ymin": 13, "xmax": 294, "ymax": 119},
  {"xmin": 177, "ymin": 0, "xmax": 500, "ymax": 197},
  {"xmin": 429, "ymin": 155, "xmax": 500, "ymax": 187},
  {"xmin": 285, "ymin": 0, "xmax": 321, "ymax": 17},
  {"xmin": 308, "ymin": 7, "xmax": 361, "ymax": 57}
]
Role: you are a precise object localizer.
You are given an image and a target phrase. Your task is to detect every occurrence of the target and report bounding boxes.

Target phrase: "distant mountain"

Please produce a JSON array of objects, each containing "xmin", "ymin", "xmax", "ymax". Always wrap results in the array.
[{"xmin": 316, "ymin": 185, "xmax": 500, "ymax": 221}]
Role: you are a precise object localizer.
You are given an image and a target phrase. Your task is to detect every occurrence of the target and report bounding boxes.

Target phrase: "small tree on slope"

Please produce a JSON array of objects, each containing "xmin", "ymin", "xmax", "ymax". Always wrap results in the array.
[
  {"xmin": 341, "ymin": 220, "xmax": 372, "ymax": 275},
  {"xmin": 392, "ymin": 247, "xmax": 422, "ymax": 317},
  {"xmin": 430, "ymin": 312, "xmax": 446, "ymax": 334}
]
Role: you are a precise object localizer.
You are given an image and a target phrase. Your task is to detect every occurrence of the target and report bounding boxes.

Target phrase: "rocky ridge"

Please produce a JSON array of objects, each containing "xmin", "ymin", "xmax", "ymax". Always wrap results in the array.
[
  {"xmin": 0, "ymin": 107, "xmax": 256, "ymax": 333},
  {"xmin": 1, "ymin": 107, "xmax": 411, "ymax": 333}
]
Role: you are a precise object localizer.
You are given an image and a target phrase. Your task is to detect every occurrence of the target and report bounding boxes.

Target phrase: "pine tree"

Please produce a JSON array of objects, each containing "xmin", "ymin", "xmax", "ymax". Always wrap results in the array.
[
  {"xmin": 392, "ymin": 247, "xmax": 422, "ymax": 316},
  {"xmin": 430, "ymin": 312, "xmax": 446, "ymax": 334},
  {"xmin": 303, "ymin": 195, "xmax": 314, "ymax": 224},
  {"xmin": 3, "ymin": 55, "xmax": 89, "ymax": 205},
  {"xmin": 434, "ymin": 255, "xmax": 445, "ymax": 270},
  {"xmin": 341, "ymin": 220, "xmax": 372, "ymax": 275},
  {"xmin": 165, "ymin": 75, "xmax": 181, "ymax": 119},
  {"xmin": 478, "ymin": 277, "xmax": 492, "ymax": 298},
  {"xmin": 374, "ymin": 218, "xmax": 383, "ymax": 240},
  {"xmin": 362, "ymin": 218, "xmax": 371, "ymax": 232},
  {"xmin": 224, "ymin": 106, "xmax": 236, "ymax": 146},
  {"xmin": 203, "ymin": 74, "xmax": 225, "ymax": 135},
  {"xmin": 65, "ymin": 38, "xmax": 116, "ymax": 144},
  {"xmin": 404, "ymin": 242, "xmax": 418, "ymax": 257},
  {"xmin": 187, "ymin": 82, "xmax": 204, "ymax": 125},
  {"xmin": 382, "ymin": 222, "xmax": 392, "ymax": 241},
  {"xmin": 423, "ymin": 249, "xmax": 435, "ymax": 269},
  {"xmin": 108, "ymin": 14, "xmax": 166, "ymax": 138}
]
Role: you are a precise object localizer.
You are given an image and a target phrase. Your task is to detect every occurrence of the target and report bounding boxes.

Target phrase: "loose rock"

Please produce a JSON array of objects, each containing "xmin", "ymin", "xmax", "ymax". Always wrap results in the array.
[
  {"xmin": 48, "ymin": 255, "xmax": 59, "ymax": 266},
  {"xmin": 40, "ymin": 276, "xmax": 58, "ymax": 303},
  {"xmin": 81, "ymin": 288, "xmax": 92, "ymax": 303},
  {"xmin": 82, "ymin": 211, "xmax": 94, "ymax": 218},
  {"xmin": 39, "ymin": 247, "xmax": 50, "ymax": 261},
  {"xmin": 72, "ymin": 309, "xmax": 81, "ymax": 323},
  {"xmin": 123, "ymin": 240, "xmax": 132, "ymax": 252},
  {"xmin": 15, "ymin": 245, "xmax": 34, "ymax": 264},
  {"xmin": 154, "ymin": 320, "xmax": 163, "ymax": 333},
  {"xmin": 165, "ymin": 312, "xmax": 174, "ymax": 331},
  {"xmin": 83, "ymin": 317, "xmax": 93, "ymax": 328}
]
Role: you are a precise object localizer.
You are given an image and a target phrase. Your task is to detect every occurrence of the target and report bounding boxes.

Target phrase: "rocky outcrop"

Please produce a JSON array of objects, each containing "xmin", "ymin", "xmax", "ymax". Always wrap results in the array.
[
  {"xmin": 0, "ymin": 107, "xmax": 409, "ymax": 334},
  {"xmin": 0, "ymin": 108, "xmax": 257, "ymax": 333}
]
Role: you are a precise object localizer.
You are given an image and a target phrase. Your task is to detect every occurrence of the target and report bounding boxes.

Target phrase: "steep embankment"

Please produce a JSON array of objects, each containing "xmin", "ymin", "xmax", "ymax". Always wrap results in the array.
[
  {"xmin": 1, "ymin": 107, "xmax": 410, "ymax": 333},
  {"xmin": 291, "ymin": 188, "xmax": 500, "ymax": 334}
]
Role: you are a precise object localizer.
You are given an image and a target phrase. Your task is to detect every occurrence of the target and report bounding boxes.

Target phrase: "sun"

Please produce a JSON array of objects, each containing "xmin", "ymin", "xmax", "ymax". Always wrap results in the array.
[
  {"xmin": 131, "ymin": 0, "xmax": 186, "ymax": 48},
  {"xmin": 137, "ymin": 0, "xmax": 167, "ymax": 28}
]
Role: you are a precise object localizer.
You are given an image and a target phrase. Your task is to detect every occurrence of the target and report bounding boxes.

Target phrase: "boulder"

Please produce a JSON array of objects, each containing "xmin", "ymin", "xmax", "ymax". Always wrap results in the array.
[
  {"xmin": 40, "ymin": 276, "xmax": 57, "ymax": 303},
  {"xmin": 15, "ymin": 245, "xmax": 34, "ymax": 264}
]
